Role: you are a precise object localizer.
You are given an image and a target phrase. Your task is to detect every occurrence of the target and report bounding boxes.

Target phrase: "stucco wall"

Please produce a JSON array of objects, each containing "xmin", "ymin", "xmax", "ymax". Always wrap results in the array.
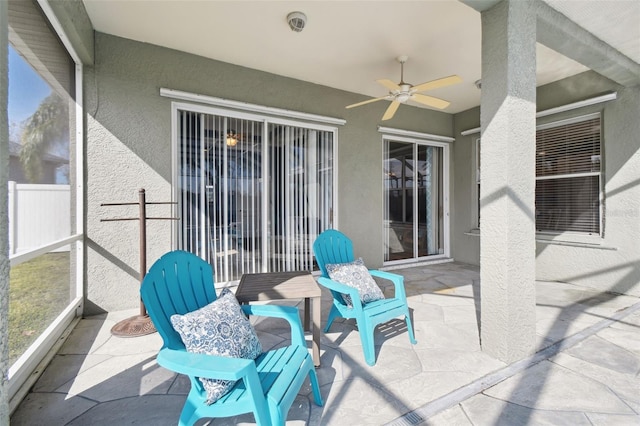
[
  {"xmin": 84, "ymin": 33, "xmax": 454, "ymax": 313},
  {"xmin": 535, "ymin": 81, "xmax": 640, "ymax": 297},
  {"xmin": 48, "ymin": 0, "xmax": 94, "ymax": 65},
  {"xmin": 451, "ymin": 105, "xmax": 481, "ymax": 264},
  {"xmin": 452, "ymin": 71, "xmax": 640, "ymax": 297}
]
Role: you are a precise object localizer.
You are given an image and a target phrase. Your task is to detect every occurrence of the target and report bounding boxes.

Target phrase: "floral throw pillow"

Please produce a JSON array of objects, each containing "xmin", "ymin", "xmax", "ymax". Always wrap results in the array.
[
  {"xmin": 170, "ymin": 288, "xmax": 262, "ymax": 405},
  {"xmin": 326, "ymin": 258, "xmax": 385, "ymax": 308}
]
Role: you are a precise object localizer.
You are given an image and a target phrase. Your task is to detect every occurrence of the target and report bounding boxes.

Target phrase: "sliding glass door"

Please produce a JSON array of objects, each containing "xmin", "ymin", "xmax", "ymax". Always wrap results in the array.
[
  {"xmin": 383, "ymin": 138, "xmax": 449, "ymax": 263},
  {"xmin": 176, "ymin": 108, "xmax": 335, "ymax": 283}
]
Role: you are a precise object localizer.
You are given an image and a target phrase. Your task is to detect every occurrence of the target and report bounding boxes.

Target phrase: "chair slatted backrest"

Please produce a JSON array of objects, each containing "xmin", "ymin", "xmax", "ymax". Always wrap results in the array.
[
  {"xmin": 313, "ymin": 229, "xmax": 355, "ymax": 277},
  {"xmin": 141, "ymin": 250, "xmax": 218, "ymax": 350}
]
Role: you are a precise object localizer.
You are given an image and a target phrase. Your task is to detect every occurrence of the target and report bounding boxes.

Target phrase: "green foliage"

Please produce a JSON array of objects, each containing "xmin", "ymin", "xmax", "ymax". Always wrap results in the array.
[
  {"xmin": 19, "ymin": 93, "xmax": 69, "ymax": 183},
  {"xmin": 9, "ymin": 253, "xmax": 70, "ymax": 366}
]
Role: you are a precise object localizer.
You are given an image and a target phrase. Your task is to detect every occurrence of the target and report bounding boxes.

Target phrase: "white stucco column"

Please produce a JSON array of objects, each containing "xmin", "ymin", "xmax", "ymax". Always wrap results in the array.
[
  {"xmin": 1, "ymin": 0, "xmax": 11, "ymax": 422},
  {"xmin": 479, "ymin": 0, "xmax": 537, "ymax": 362}
]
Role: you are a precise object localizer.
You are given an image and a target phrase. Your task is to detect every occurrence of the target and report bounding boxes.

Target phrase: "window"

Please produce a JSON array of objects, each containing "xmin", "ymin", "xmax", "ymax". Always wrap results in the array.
[
  {"xmin": 536, "ymin": 114, "xmax": 601, "ymax": 234},
  {"xmin": 7, "ymin": 0, "xmax": 83, "ymax": 399},
  {"xmin": 476, "ymin": 113, "xmax": 602, "ymax": 235},
  {"xmin": 176, "ymin": 107, "xmax": 335, "ymax": 283}
]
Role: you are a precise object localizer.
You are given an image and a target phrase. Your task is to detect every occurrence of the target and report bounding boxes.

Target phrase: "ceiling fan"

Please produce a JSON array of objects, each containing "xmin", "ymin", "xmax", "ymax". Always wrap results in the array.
[{"xmin": 346, "ymin": 55, "xmax": 462, "ymax": 121}]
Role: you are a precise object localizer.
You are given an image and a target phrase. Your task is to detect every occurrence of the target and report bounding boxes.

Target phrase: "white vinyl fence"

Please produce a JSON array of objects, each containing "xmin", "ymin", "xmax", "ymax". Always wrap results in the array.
[{"xmin": 8, "ymin": 181, "xmax": 71, "ymax": 255}]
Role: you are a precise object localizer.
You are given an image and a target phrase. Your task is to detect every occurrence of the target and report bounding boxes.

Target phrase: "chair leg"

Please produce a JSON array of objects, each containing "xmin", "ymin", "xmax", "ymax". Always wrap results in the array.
[
  {"xmin": 254, "ymin": 406, "xmax": 271, "ymax": 426},
  {"xmin": 358, "ymin": 321, "xmax": 377, "ymax": 366},
  {"xmin": 405, "ymin": 309, "xmax": 417, "ymax": 345},
  {"xmin": 324, "ymin": 304, "xmax": 340, "ymax": 332},
  {"xmin": 308, "ymin": 368, "xmax": 324, "ymax": 406},
  {"xmin": 178, "ymin": 397, "xmax": 199, "ymax": 426},
  {"xmin": 269, "ymin": 408, "xmax": 284, "ymax": 426}
]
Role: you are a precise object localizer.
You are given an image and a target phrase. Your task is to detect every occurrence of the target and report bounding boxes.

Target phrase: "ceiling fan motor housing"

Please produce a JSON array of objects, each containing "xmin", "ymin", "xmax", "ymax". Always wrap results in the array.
[{"xmin": 395, "ymin": 84, "xmax": 413, "ymax": 103}]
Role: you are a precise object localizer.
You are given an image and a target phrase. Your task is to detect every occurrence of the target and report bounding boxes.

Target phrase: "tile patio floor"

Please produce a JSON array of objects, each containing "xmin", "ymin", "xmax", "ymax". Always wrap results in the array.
[{"xmin": 10, "ymin": 261, "xmax": 640, "ymax": 425}]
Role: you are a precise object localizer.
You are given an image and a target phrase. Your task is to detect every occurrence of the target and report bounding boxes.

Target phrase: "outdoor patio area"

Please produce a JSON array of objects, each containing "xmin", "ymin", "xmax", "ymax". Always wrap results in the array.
[{"xmin": 10, "ymin": 262, "xmax": 640, "ymax": 425}]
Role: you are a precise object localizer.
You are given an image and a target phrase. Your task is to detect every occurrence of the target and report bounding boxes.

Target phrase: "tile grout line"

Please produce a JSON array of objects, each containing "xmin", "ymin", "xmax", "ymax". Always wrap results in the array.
[{"xmin": 385, "ymin": 300, "xmax": 640, "ymax": 426}]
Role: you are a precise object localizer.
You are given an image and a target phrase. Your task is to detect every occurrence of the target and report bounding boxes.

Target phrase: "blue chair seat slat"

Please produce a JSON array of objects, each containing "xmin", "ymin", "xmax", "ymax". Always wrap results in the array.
[
  {"xmin": 363, "ymin": 299, "xmax": 407, "ymax": 316},
  {"xmin": 255, "ymin": 347, "xmax": 289, "ymax": 393},
  {"xmin": 221, "ymin": 345, "xmax": 294, "ymax": 401},
  {"xmin": 269, "ymin": 352, "xmax": 313, "ymax": 420},
  {"xmin": 221, "ymin": 345, "xmax": 312, "ymax": 420},
  {"xmin": 262, "ymin": 347, "xmax": 308, "ymax": 404}
]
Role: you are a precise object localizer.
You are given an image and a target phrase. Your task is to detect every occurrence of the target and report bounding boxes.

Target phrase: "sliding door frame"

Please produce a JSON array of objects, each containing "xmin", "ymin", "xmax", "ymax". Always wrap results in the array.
[{"xmin": 381, "ymin": 133, "xmax": 451, "ymax": 266}]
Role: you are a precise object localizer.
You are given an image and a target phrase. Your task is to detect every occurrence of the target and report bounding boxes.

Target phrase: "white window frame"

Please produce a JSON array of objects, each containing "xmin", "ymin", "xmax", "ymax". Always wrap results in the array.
[{"xmin": 535, "ymin": 112, "xmax": 603, "ymax": 243}]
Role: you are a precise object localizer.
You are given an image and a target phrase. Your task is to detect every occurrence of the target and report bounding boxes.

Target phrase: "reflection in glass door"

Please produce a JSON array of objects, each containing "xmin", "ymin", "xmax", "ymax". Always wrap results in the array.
[
  {"xmin": 384, "ymin": 139, "xmax": 448, "ymax": 262},
  {"xmin": 177, "ymin": 109, "xmax": 335, "ymax": 283}
]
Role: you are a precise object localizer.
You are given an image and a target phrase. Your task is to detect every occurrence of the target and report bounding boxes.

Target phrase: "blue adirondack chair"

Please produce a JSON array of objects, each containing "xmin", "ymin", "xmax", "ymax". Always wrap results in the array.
[
  {"xmin": 140, "ymin": 250, "xmax": 323, "ymax": 426},
  {"xmin": 313, "ymin": 229, "xmax": 417, "ymax": 366}
]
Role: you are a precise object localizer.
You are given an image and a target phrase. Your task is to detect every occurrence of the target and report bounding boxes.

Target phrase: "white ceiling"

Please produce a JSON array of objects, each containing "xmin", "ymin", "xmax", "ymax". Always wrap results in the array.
[{"xmin": 82, "ymin": 0, "xmax": 639, "ymax": 115}]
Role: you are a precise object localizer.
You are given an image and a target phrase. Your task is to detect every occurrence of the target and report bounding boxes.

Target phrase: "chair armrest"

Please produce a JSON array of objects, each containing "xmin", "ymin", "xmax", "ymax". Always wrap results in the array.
[
  {"xmin": 157, "ymin": 347, "xmax": 255, "ymax": 381},
  {"xmin": 241, "ymin": 304, "xmax": 306, "ymax": 347},
  {"xmin": 368, "ymin": 269, "xmax": 408, "ymax": 300},
  {"xmin": 317, "ymin": 276, "xmax": 363, "ymax": 309}
]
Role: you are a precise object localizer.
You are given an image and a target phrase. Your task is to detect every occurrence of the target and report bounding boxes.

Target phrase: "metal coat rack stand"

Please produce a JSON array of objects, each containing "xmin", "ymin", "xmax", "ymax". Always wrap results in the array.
[{"xmin": 101, "ymin": 188, "xmax": 178, "ymax": 337}]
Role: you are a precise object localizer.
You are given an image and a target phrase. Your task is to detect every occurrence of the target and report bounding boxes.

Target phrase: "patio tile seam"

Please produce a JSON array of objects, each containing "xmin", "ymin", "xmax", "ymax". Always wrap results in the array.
[
  {"xmin": 313, "ymin": 376, "xmax": 414, "ymax": 422},
  {"xmin": 538, "ymin": 358, "xmax": 638, "ymax": 414},
  {"xmin": 27, "ymin": 389, "xmax": 100, "ymax": 402},
  {"xmin": 383, "ymin": 300, "xmax": 640, "ymax": 426},
  {"xmin": 606, "ymin": 388, "xmax": 640, "ymax": 415},
  {"xmin": 546, "ymin": 352, "xmax": 640, "ymax": 411},
  {"xmin": 594, "ymin": 333, "xmax": 640, "ymax": 360},
  {"xmin": 467, "ymin": 392, "xmax": 601, "ymax": 416}
]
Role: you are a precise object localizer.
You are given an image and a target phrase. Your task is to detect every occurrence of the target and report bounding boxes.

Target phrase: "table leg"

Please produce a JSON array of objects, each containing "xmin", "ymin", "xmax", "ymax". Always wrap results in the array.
[
  {"xmin": 312, "ymin": 295, "xmax": 321, "ymax": 366},
  {"xmin": 304, "ymin": 297, "xmax": 311, "ymax": 331}
]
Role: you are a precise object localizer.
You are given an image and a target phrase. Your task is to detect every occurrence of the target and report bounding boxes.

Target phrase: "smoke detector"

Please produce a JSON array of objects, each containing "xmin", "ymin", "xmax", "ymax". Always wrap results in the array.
[{"xmin": 287, "ymin": 11, "xmax": 307, "ymax": 32}]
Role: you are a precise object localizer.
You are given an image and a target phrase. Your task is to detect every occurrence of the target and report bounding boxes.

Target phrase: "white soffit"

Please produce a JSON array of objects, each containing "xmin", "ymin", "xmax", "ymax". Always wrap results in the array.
[
  {"xmin": 82, "ymin": 0, "xmax": 633, "ymax": 114},
  {"xmin": 544, "ymin": 0, "xmax": 640, "ymax": 64}
]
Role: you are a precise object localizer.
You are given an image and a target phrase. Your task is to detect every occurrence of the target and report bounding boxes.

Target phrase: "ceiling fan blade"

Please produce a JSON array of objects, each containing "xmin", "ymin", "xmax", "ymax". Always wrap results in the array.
[
  {"xmin": 382, "ymin": 101, "xmax": 401, "ymax": 121},
  {"xmin": 411, "ymin": 93, "xmax": 451, "ymax": 109},
  {"xmin": 377, "ymin": 79, "xmax": 401, "ymax": 91},
  {"xmin": 411, "ymin": 75, "xmax": 462, "ymax": 93},
  {"xmin": 346, "ymin": 96, "xmax": 388, "ymax": 109}
]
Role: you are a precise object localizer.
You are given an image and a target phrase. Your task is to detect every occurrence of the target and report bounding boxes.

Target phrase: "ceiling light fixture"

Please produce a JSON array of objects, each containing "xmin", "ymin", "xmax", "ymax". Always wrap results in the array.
[
  {"xmin": 226, "ymin": 132, "xmax": 238, "ymax": 147},
  {"xmin": 287, "ymin": 11, "xmax": 307, "ymax": 32}
]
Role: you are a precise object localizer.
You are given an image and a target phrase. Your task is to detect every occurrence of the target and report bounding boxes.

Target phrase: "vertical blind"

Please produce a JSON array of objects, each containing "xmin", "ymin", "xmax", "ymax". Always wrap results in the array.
[
  {"xmin": 178, "ymin": 110, "xmax": 334, "ymax": 283},
  {"xmin": 535, "ymin": 115, "xmax": 601, "ymax": 234}
]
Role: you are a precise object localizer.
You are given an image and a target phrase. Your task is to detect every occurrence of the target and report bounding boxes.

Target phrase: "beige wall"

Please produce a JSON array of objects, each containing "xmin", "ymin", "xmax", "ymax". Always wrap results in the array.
[
  {"xmin": 451, "ymin": 105, "xmax": 481, "ymax": 265},
  {"xmin": 47, "ymin": 4, "xmax": 640, "ymax": 312},
  {"xmin": 535, "ymin": 81, "xmax": 640, "ymax": 297},
  {"xmin": 84, "ymin": 33, "xmax": 454, "ymax": 313},
  {"xmin": 85, "ymin": 32, "xmax": 640, "ymax": 313},
  {"xmin": 452, "ymin": 71, "xmax": 640, "ymax": 297}
]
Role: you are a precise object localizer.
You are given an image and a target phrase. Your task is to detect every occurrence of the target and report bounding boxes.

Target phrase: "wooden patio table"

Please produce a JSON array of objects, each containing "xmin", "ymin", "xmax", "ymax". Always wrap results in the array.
[{"xmin": 236, "ymin": 271, "xmax": 322, "ymax": 366}]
